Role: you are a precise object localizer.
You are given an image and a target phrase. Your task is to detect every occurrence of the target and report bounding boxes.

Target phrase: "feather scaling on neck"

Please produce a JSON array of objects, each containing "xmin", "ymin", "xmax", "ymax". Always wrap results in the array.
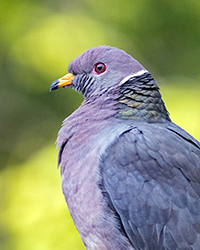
[{"xmin": 114, "ymin": 72, "xmax": 171, "ymax": 123}]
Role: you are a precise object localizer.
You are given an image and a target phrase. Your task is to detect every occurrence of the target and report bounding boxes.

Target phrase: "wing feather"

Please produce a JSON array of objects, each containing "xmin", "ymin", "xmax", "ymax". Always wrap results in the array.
[{"xmin": 100, "ymin": 122, "xmax": 200, "ymax": 249}]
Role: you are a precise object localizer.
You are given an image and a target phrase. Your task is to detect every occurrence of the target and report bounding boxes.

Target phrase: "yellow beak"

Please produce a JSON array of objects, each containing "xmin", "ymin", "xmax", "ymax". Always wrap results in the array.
[{"xmin": 50, "ymin": 73, "xmax": 74, "ymax": 91}]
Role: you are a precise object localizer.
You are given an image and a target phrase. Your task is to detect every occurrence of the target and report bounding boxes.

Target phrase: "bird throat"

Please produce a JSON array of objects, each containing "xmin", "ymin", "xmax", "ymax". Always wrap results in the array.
[{"xmin": 115, "ymin": 72, "xmax": 171, "ymax": 123}]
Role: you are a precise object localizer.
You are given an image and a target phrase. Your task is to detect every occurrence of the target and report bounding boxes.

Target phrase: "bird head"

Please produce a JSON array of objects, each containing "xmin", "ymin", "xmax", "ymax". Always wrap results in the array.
[
  {"xmin": 50, "ymin": 46, "xmax": 170, "ymax": 123},
  {"xmin": 50, "ymin": 46, "xmax": 146, "ymax": 97}
]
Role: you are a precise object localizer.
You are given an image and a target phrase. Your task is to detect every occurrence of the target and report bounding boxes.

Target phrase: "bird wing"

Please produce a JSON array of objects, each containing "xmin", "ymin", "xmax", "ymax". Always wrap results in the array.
[{"xmin": 100, "ymin": 122, "xmax": 200, "ymax": 250}]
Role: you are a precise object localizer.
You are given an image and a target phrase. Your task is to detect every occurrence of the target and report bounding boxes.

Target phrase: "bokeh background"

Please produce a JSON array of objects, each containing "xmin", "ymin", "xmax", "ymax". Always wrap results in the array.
[{"xmin": 1, "ymin": 0, "xmax": 200, "ymax": 249}]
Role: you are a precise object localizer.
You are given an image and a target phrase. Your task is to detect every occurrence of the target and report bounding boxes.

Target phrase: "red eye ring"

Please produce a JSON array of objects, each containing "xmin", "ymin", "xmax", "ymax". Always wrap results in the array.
[{"xmin": 94, "ymin": 62, "xmax": 106, "ymax": 74}]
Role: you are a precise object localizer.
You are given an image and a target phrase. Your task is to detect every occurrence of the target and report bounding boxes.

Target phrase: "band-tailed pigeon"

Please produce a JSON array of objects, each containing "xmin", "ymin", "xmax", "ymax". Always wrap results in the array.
[{"xmin": 50, "ymin": 46, "xmax": 200, "ymax": 250}]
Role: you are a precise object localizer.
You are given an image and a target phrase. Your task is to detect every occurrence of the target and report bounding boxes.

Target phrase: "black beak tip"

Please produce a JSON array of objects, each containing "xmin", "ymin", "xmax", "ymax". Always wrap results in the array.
[{"xmin": 49, "ymin": 80, "xmax": 59, "ymax": 92}]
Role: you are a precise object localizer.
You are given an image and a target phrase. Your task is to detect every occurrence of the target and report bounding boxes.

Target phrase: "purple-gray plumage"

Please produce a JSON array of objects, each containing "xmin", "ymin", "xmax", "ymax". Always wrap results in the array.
[{"xmin": 50, "ymin": 46, "xmax": 200, "ymax": 250}]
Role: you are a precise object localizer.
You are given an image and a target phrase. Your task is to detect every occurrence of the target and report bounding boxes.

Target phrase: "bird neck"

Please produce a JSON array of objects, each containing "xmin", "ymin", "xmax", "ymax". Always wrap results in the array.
[{"xmin": 115, "ymin": 72, "xmax": 171, "ymax": 123}]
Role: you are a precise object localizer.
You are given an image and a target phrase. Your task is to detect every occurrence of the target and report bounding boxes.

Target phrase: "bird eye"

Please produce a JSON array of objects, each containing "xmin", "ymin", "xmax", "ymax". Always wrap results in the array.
[{"xmin": 94, "ymin": 62, "xmax": 106, "ymax": 74}]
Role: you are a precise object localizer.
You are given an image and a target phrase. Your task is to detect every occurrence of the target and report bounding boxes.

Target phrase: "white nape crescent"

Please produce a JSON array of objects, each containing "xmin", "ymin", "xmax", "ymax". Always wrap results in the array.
[{"xmin": 121, "ymin": 70, "xmax": 148, "ymax": 84}]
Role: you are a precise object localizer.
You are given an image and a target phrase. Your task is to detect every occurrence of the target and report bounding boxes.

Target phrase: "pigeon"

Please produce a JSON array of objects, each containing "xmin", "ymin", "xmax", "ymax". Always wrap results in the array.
[{"xmin": 50, "ymin": 46, "xmax": 200, "ymax": 250}]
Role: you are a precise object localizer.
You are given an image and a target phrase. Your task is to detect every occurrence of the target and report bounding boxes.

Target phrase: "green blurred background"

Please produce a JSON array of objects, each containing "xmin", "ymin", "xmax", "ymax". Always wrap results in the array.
[{"xmin": 1, "ymin": 0, "xmax": 200, "ymax": 249}]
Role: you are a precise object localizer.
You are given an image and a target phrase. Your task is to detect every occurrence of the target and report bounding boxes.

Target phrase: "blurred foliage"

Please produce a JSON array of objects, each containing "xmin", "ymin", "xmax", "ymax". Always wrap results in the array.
[
  {"xmin": 0, "ymin": 146, "xmax": 85, "ymax": 250},
  {"xmin": 1, "ymin": 0, "xmax": 200, "ymax": 249}
]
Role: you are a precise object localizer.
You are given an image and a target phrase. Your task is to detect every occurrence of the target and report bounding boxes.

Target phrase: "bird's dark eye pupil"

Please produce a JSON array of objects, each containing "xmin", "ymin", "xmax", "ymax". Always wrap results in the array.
[
  {"xmin": 94, "ymin": 62, "xmax": 106, "ymax": 74},
  {"xmin": 97, "ymin": 65, "xmax": 103, "ymax": 71}
]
